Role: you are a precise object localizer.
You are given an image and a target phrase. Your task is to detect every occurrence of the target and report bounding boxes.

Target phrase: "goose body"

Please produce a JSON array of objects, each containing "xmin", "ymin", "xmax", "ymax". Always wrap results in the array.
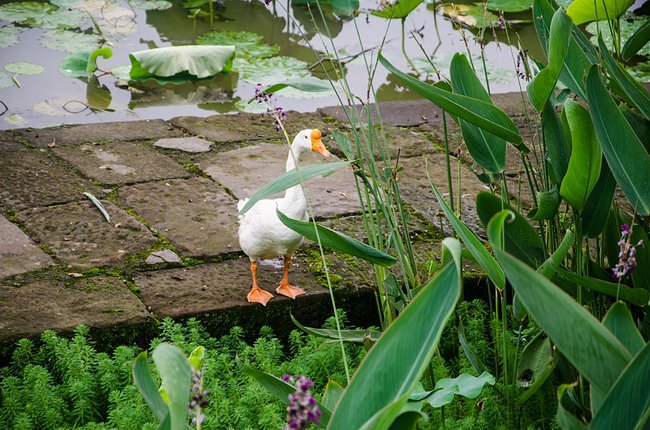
[{"xmin": 237, "ymin": 129, "xmax": 330, "ymax": 305}]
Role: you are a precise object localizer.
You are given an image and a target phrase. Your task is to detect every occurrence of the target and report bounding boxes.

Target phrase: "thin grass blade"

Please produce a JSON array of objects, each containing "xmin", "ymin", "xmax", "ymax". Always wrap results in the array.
[{"xmin": 83, "ymin": 192, "xmax": 110, "ymax": 223}]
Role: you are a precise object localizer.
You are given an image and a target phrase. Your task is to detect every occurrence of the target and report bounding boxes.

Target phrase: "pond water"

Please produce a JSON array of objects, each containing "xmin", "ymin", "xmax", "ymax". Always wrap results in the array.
[{"xmin": 0, "ymin": 0, "xmax": 551, "ymax": 130}]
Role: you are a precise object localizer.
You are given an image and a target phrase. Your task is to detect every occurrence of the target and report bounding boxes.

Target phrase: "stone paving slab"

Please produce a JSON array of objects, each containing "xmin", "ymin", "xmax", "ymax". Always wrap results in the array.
[
  {"xmin": 395, "ymin": 153, "xmax": 490, "ymax": 235},
  {"xmin": 16, "ymin": 201, "xmax": 157, "ymax": 270},
  {"xmin": 14, "ymin": 119, "xmax": 182, "ymax": 148},
  {"xmin": 120, "ymin": 177, "xmax": 240, "ymax": 257},
  {"xmin": 0, "ymin": 149, "xmax": 101, "ymax": 211},
  {"xmin": 0, "ymin": 276, "xmax": 152, "ymax": 343},
  {"xmin": 0, "ymin": 213, "xmax": 54, "ymax": 279},
  {"xmin": 154, "ymin": 136, "xmax": 212, "ymax": 153},
  {"xmin": 52, "ymin": 142, "xmax": 191, "ymax": 186},
  {"xmin": 330, "ymin": 126, "xmax": 439, "ymax": 160},
  {"xmin": 199, "ymin": 143, "xmax": 361, "ymax": 219},
  {"xmin": 134, "ymin": 257, "xmax": 323, "ymax": 317}
]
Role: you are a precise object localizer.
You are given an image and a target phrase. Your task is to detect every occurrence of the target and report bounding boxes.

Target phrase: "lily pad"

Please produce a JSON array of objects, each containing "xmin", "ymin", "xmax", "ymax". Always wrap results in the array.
[
  {"xmin": 129, "ymin": 45, "xmax": 235, "ymax": 80},
  {"xmin": 371, "ymin": 0, "xmax": 423, "ymax": 19},
  {"xmin": 5, "ymin": 114, "xmax": 25, "ymax": 126},
  {"xmin": 235, "ymin": 56, "xmax": 309, "ymax": 84},
  {"xmin": 196, "ymin": 31, "xmax": 280, "ymax": 60},
  {"xmin": 4, "ymin": 62, "xmax": 44, "ymax": 75},
  {"xmin": 33, "ymin": 98, "xmax": 78, "ymax": 117},
  {"xmin": 586, "ymin": 16, "xmax": 650, "ymax": 58},
  {"xmin": 626, "ymin": 60, "xmax": 650, "ymax": 83},
  {"xmin": 59, "ymin": 51, "xmax": 90, "ymax": 78},
  {"xmin": 484, "ymin": 0, "xmax": 532, "ymax": 12},
  {"xmin": 438, "ymin": 4, "xmax": 500, "ymax": 29},
  {"xmin": 0, "ymin": 2, "xmax": 56, "ymax": 23},
  {"xmin": 128, "ymin": 0, "xmax": 173, "ymax": 10},
  {"xmin": 33, "ymin": 8, "xmax": 87, "ymax": 29},
  {"xmin": 0, "ymin": 25, "xmax": 22, "ymax": 48},
  {"xmin": 40, "ymin": 30, "xmax": 102, "ymax": 53},
  {"xmin": 110, "ymin": 65, "xmax": 132, "ymax": 80},
  {"xmin": 0, "ymin": 72, "xmax": 12, "ymax": 89},
  {"xmin": 73, "ymin": 1, "xmax": 136, "ymax": 39}
]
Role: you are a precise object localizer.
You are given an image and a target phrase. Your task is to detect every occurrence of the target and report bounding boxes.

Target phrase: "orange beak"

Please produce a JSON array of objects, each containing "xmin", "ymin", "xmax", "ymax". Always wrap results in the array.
[{"xmin": 310, "ymin": 129, "xmax": 330, "ymax": 157}]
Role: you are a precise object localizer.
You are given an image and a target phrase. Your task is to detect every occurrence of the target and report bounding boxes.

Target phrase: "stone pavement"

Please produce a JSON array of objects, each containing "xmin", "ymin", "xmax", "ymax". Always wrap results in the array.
[{"xmin": 0, "ymin": 94, "xmax": 537, "ymax": 356}]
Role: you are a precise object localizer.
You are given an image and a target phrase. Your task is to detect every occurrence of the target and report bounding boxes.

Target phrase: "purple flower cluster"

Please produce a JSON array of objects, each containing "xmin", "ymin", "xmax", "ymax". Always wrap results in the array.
[
  {"xmin": 282, "ymin": 374, "xmax": 322, "ymax": 430},
  {"xmin": 254, "ymin": 83, "xmax": 287, "ymax": 131},
  {"xmin": 613, "ymin": 224, "xmax": 644, "ymax": 279},
  {"xmin": 516, "ymin": 50, "xmax": 531, "ymax": 81},
  {"xmin": 189, "ymin": 369, "xmax": 209, "ymax": 428}
]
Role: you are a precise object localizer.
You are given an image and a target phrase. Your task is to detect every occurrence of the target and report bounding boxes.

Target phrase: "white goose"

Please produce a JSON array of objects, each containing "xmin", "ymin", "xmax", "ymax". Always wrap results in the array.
[{"xmin": 237, "ymin": 129, "xmax": 330, "ymax": 305}]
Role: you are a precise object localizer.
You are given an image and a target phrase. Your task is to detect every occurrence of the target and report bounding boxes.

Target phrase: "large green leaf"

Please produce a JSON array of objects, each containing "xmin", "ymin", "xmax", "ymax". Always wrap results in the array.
[
  {"xmin": 491, "ymin": 246, "xmax": 632, "ymax": 396},
  {"xmin": 291, "ymin": 314, "xmax": 381, "ymax": 344},
  {"xmin": 533, "ymin": 0, "xmax": 598, "ymax": 101},
  {"xmin": 413, "ymin": 371, "xmax": 496, "ymax": 408},
  {"xmin": 371, "ymin": 0, "xmax": 423, "ymax": 19},
  {"xmin": 591, "ymin": 342, "xmax": 650, "ymax": 430},
  {"xmin": 559, "ymin": 99, "xmax": 602, "ymax": 210},
  {"xmin": 516, "ymin": 334, "xmax": 557, "ymax": 404},
  {"xmin": 622, "ymin": 19, "xmax": 650, "ymax": 61},
  {"xmin": 476, "ymin": 192, "xmax": 546, "ymax": 268},
  {"xmin": 630, "ymin": 225, "xmax": 650, "ymax": 291},
  {"xmin": 129, "ymin": 45, "xmax": 235, "ymax": 80},
  {"xmin": 582, "ymin": 159, "xmax": 616, "ymax": 238},
  {"xmin": 241, "ymin": 364, "xmax": 332, "ymax": 426},
  {"xmin": 195, "ymin": 31, "xmax": 279, "ymax": 60},
  {"xmin": 554, "ymin": 267, "xmax": 650, "ymax": 306},
  {"xmin": 263, "ymin": 78, "xmax": 332, "ymax": 95},
  {"xmin": 379, "ymin": 53, "xmax": 522, "ymax": 146},
  {"xmin": 484, "ymin": 0, "xmax": 532, "ymax": 13},
  {"xmin": 599, "ymin": 35, "xmax": 650, "ymax": 120},
  {"xmin": 602, "ymin": 302, "xmax": 645, "ymax": 355},
  {"xmin": 586, "ymin": 65, "xmax": 650, "ymax": 215},
  {"xmin": 277, "ymin": 210, "xmax": 397, "ymax": 267},
  {"xmin": 429, "ymin": 178, "xmax": 505, "ymax": 290},
  {"xmin": 567, "ymin": 0, "xmax": 634, "ymax": 25},
  {"xmin": 527, "ymin": 9, "xmax": 572, "ymax": 112},
  {"xmin": 327, "ymin": 238, "xmax": 461, "ymax": 429},
  {"xmin": 528, "ymin": 186, "xmax": 561, "ymax": 221},
  {"xmin": 152, "ymin": 344, "xmax": 192, "ymax": 430},
  {"xmin": 542, "ymin": 101, "xmax": 570, "ymax": 183},
  {"xmin": 450, "ymin": 53, "xmax": 507, "ymax": 173},
  {"xmin": 132, "ymin": 351, "xmax": 169, "ymax": 423},
  {"xmin": 537, "ymin": 228, "xmax": 574, "ymax": 278},
  {"xmin": 238, "ymin": 161, "xmax": 349, "ymax": 215}
]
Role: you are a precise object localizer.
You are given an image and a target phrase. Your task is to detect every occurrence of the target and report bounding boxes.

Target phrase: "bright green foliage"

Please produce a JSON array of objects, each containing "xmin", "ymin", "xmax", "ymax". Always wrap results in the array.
[
  {"xmin": 195, "ymin": 31, "xmax": 279, "ymax": 60},
  {"xmin": 371, "ymin": 0, "xmax": 423, "ymax": 19},
  {"xmin": 567, "ymin": 0, "xmax": 635, "ymax": 25}
]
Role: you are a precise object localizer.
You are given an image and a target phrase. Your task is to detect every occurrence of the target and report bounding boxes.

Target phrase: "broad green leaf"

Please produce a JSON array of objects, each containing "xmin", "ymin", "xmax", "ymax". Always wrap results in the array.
[
  {"xmin": 85, "ymin": 77, "xmax": 112, "ymax": 111},
  {"xmin": 586, "ymin": 65, "xmax": 650, "ymax": 215},
  {"xmin": 537, "ymin": 229, "xmax": 574, "ymax": 278},
  {"xmin": 556, "ymin": 384, "xmax": 590, "ymax": 429},
  {"xmin": 621, "ymin": 106, "xmax": 650, "ymax": 154},
  {"xmin": 128, "ymin": 0, "xmax": 173, "ymax": 10},
  {"xmin": 517, "ymin": 334, "xmax": 557, "ymax": 404},
  {"xmin": 528, "ymin": 185, "xmax": 561, "ymax": 220},
  {"xmin": 533, "ymin": 0, "xmax": 598, "ymax": 101},
  {"xmin": 59, "ymin": 51, "xmax": 91, "ymax": 78},
  {"xmin": 235, "ymin": 56, "xmax": 308, "ymax": 84},
  {"xmin": 322, "ymin": 380, "xmax": 344, "ymax": 412},
  {"xmin": 371, "ymin": 0, "xmax": 423, "ymax": 19},
  {"xmin": 132, "ymin": 351, "xmax": 169, "ymax": 422},
  {"xmin": 599, "ymin": 35, "xmax": 650, "ymax": 120},
  {"xmin": 40, "ymin": 30, "xmax": 102, "ymax": 53},
  {"xmin": 0, "ymin": 24, "xmax": 21, "ymax": 48},
  {"xmin": 484, "ymin": 0, "xmax": 532, "ymax": 12},
  {"xmin": 450, "ymin": 53, "xmax": 507, "ymax": 173},
  {"xmin": 419, "ymin": 372, "xmax": 496, "ymax": 408},
  {"xmin": 4, "ymin": 61, "xmax": 44, "ymax": 75},
  {"xmin": 429, "ymin": 178, "xmax": 505, "ymax": 290},
  {"xmin": 622, "ymin": 19, "xmax": 650, "ymax": 61},
  {"xmin": 152, "ymin": 344, "xmax": 192, "ymax": 430},
  {"xmin": 476, "ymin": 192, "xmax": 546, "ymax": 268},
  {"xmin": 630, "ymin": 225, "xmax": 650, "ymax": 291},
  {"xmin": 0, "ymin": 2, "xmax": 56, "ymax": 23},
  {"xmin": 328, "ymin": 239, "xmax": 461, "ymax": 429},
  {"xmin": 196, "ymin": 31, "xmax": 279, "ymax": 60},
  {"xmin": 554, "ymin": 267, "xmax": 650, "ymax": 306},
  {"xmin": 31, "ymin": 7, "xmax": 87, "ymax": 29},
  {"xmin": 437, "ymin": 4, "xmax": 501, "ymax": 29},
  {"xmin": 87, "ymin": 47, "xmax": 113, "ymax": 77},
  {"xmin": 379, "ymin": 53, "xmax": 522, "ymax": 145},
  {"xmin": 591, "ymin": 342, "xmax": 650, "ymax": 430},
  {"xmin": 603, "ymin": 302, "xmax": 645, "ymax": 355},
  {"xmin": 492, "ymin": 247, "xmax": 632, "ymax": 396},
  {"xmin": 241, "ymin": 364, "xmax": 332, "ymax": 426},
  {"xmin": 238, "ymin": 161, "xmax": 349, "ymax": 215},
  {"xmin": 356, "ymin": 394, "xmax": 413, "ymax": 430},
  {"xmin": 263, "ymin": 78, "xmax": 331, "ymax": 95},
  {"xmin": 567, "ymin": 0, "xmax": 634, "ymax": 25},
  {"xmin": 582, "ymin": 160, "xmax": 616, "ymax": 238},
  {"xmin": 387, "ymin": 411, "xmax": 424, "ymax": 430},
  {"xmin": 527, "ymin": 9, "xmax": 572, "ymax": 112},
  {"xmin": 277, "ymin": 210, "xmax": 396, "ymax": 267},
  {"xmin": 542, "ymin": 100, "xmax": 570, "ymax": 183},
  {"xmin": 332, "ymin": 130, "xmax": 354, "ymax": 161},
  {"xmin": 129, "ymin": 45, "xmax": 235, "ymax": 80},
  {"xmin": 291, "ymin": 314, "xmax": 381, "ymax": 344},
  {"xmin": 188, "ymin": 346, "xmax": 205, "ymax": 371},
  {"xmin": 459, "ymin": 323, "xmax": 487, "ymax": 373},
  {"xmin": 559, "ymin": 99, "xmax": 602, "ymax": 210}
]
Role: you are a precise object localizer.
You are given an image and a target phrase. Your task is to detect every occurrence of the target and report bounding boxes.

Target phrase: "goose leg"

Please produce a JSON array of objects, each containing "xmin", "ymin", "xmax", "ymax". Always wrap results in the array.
[
  {"xmin": 247, "ymin": 260, "xmax": 273, "ymax": 306},
  {"xmin": 276, "ymin": 256, "xmax": 305, "ymax": 299}
]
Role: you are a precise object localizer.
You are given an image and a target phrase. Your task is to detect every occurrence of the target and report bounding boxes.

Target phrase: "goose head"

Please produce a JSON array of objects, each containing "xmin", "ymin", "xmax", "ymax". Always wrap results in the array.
[{"xmin": 293, "ymin": 129, "xmax": 331, "ymax": 158}]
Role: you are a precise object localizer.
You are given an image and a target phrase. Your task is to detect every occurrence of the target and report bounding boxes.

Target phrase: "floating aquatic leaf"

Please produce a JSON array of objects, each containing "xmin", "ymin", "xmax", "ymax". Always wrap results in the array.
[
  {"xmin": 110, "ymin": 65, "xmax": 132, "ymax": 80},
  {"xmin": 0, "ymin": 25, "xmax": 21, "ymax": 48},
  {"xmin": 40, "ymin": 30, "xmax": 102, "ymax": 53},
  {"xmin": 627, "ymin": 61, "xmax": 650, "ymax": 83},
  {"xmin": 0, "ymin": 72, "xmax": 12, "ymax": 89},
  {"xmin": 438, "ymin": 3, "xmax": 500, "ymax": 29},
  {"xmin": 129, "ymin": 45, "xmax": 235, "ymax": 80},
  {"xmin": 0, "ymin": 2, "xmax": 56, "ymax": 23},
  {"xmin": 371, "ymin": 0, "xmax": 423, "ymax": 19},
  {"xmin": 33, "ymin": 98, "xmax": 77, "ymax": 117},
  {"xmin": 128, "ymin": 0, "xmax": 173, "ymax": 10},
  {"xmin": 59, "ymin": 51, "xmax": 92, "ymax": 78},
  {"xmin": 5, "ymin": 114, "xmax": 25, "ymax": 126},
  {"xmin": 74, "ymin": 1, "xmax": 136, "ymax": 39},
  {"xmin": 196, "ymin": 31, "xmax": 280, "ymax": 60},
  {"xmin": 31, "ymin": 8, "xmax": 87, "ymax": 29},
  {"xmin": 235, "ymin": 56, "xmax": 308, "ymax": 84},
  {"xmin": 4, "ymin": 62, "xmax": 44, "ymax": 75},
  {"xmin": 484, "ymin": 0, "xmax": 532, "ymax": 12},
  {"xmin": 586, "ymin": 16, "xmax": 650, "ymax": 58}
]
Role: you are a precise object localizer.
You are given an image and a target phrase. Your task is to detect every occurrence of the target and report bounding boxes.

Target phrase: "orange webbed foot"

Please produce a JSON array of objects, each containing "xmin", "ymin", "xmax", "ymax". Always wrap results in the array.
[
  {"xmin": 276, "ymin": 283, "xmax": 305, "ymax": 300},
  {"xmin": 247, "ymin": 287, "xmax": 274, "ymax": 306}
]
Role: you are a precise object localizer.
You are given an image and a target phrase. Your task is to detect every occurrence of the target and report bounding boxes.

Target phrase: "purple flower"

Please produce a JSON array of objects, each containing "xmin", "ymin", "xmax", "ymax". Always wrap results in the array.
[
  {"xmin": 283, "ymin": 374, "xmax": 321, "ymax": 430},
  {"xmin": 253, "ymin": 83, "xmax": 287, "ymax": 131},
  {"xmin": 188, "ymin": 369, "xmax": 209, "ymax": 428},
  {"xmin": 613, "ymin": 223, "xmax": 644, "ymax": 279}
]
